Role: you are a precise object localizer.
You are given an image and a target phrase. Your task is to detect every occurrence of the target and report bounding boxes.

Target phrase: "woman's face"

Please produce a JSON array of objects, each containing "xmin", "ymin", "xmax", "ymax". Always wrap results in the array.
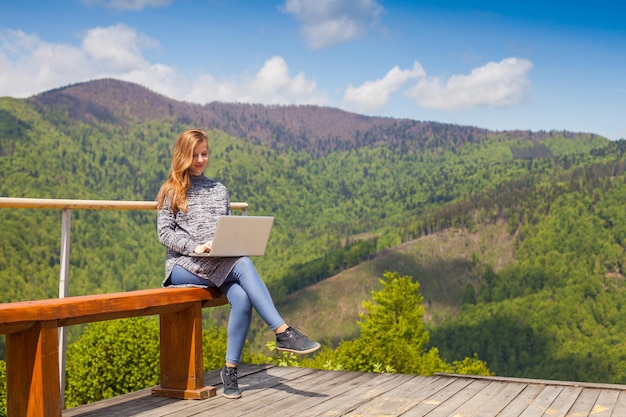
[{"xmin": 188, "ymin": 141, "xmax": 209, "ymax": 176}]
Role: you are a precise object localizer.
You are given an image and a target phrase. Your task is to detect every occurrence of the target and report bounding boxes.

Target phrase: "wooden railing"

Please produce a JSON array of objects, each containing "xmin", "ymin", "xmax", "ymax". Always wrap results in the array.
[
  {"xmin": 0, "ymin": 197, "xmax": 248, "ymax": 417},
  {"xmin": 0, "ymin": 197, "xmax": 248, "ymax": 212}
]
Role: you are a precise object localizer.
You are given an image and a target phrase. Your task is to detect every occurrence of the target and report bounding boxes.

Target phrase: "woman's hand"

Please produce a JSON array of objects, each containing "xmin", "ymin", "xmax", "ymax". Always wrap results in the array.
[{"xmin": 193, "ymin": 240, "xmax": 212, "ymax": 254}]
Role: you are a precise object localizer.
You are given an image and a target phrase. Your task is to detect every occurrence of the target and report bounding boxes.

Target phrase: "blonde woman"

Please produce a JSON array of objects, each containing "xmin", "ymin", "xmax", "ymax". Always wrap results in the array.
[{"xmin": 156, "ymin": 129, "xmax": 320, "ymax": 399}]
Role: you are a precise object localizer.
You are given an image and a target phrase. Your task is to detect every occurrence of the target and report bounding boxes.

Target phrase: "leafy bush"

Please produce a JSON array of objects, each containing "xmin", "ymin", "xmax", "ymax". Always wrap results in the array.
[{"xmin": 65, "ymin": 317, "xmax": 160, "ymax": 407}]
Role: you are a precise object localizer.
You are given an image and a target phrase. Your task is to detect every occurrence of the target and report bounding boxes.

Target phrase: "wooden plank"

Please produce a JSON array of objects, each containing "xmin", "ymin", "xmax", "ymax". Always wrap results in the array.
[
  {"xmin": 465, "ymin": 381, "xmax": 528, "ymax": 417},
  {"xmin": 306, "ymin": 373, "xmax": 447, "ymax": 416},
  {"xmin": 557, "ymin": 387, "xmax": 600, "ymax": 417},
  {"xmin": 518, "ymin": 385, "xmax": 564, "ymax": 417},
  {"xmin": 252, "ymin": 370, "xmax": 380, "ymax": 416},
  {"xmin": 396, "ymin": 377, "xmax": 473, "ymax": 416},
  {"xmin": 406, "ymin": 379, "xmax": 493, "ymax": 417},
  {"xmin": 0, "ymin": 288, "xmax": 226, "ymax": 333},
  {"xmin": 195, "ymin": 366, "xmax": 328, "ymax": 416},
  {"xmin": 321, "ymin": 373, "xmax": 424, "ymax": 416},
  {"xmin": 111, "ymin": 397, "xmax": 175, "ymax": 417},
  {"xmin": 540, "ymin": 386, "xmax": 582, "ymax": 417},
  {"xmin": 607, "ymin": 390, "xmax": 626, "ymax": 416},
  {"xmin": 65, "ymin": 396, "xmax": 175, "ymax": 417},
  {"xmin": 293, "ymin": 371, "xmax": 394, "ymax": 416},
  {"xmin": 436, "ymin": 380, "xmax": 527, "ymax": 417},
  {"xmin": 339, "ymin": 373, "xmax": 442, "ymax": 414},
  {"xmin": 587, "ymin": 389, "xmax": 621, "ymax": 417},
  {"xmin": 487, "ymin": 383, "xmax": 545, "ymax": 417},
  {"xmin": 330, "ymin": 374, "xmax": 437, "ymax": 417},
  {"xmin": 63, "ymin": 387, "xmax": 160, "ymax": 417},
  {"xmin": 133, "ymin": 365, "xmax": 314, "ymax": 417}
]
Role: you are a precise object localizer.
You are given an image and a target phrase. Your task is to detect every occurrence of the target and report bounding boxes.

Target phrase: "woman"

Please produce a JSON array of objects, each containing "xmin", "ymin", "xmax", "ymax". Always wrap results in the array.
[{"xmin": 156, "ymin": 129, "xmax": 320, "ymax": 399}]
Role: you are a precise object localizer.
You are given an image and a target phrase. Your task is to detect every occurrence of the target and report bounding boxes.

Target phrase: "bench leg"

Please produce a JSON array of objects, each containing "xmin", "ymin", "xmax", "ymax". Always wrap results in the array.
[
  {"xmin": 152, "ymin": 302, "xmax": 216, "ymax": 400},
  {"xmin": 6, "ymin": 321, "xmax": 62, "ymax": 417}
]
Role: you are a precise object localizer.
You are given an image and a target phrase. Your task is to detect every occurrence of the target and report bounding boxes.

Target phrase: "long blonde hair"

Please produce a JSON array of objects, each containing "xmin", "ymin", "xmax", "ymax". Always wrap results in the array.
[{"xmin": 156, "ymin": 129, "xmax": 208, "ymax": 213}]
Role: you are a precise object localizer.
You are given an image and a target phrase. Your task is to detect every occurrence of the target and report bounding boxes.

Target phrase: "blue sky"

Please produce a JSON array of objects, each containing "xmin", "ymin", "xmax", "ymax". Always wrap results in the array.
[{"xmin": 0, "ymin": 0, "xmax": 624, "ymax": 140}]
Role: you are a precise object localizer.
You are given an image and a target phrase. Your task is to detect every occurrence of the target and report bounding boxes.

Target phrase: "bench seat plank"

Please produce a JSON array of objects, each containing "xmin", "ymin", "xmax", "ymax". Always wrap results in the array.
[{"xmin": 0, "ymin": 288, "xmax": 226, "ymax": 334}]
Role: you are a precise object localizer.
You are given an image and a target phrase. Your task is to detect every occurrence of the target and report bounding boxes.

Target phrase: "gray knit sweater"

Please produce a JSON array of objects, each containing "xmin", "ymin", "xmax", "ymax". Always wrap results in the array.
[{"xmin": 156, "ymin": 174, "xmax": 241, "ymax": 287}]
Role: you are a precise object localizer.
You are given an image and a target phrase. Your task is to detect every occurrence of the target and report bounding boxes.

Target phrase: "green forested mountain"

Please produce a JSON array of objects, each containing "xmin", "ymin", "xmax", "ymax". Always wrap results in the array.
[
  {"xmin": 276, "ymin": 145, "xmax": 626, "ymax": 384},
  {"xmin": 1, "ymin": 78, "xmax": 624, "ymax": 383}
]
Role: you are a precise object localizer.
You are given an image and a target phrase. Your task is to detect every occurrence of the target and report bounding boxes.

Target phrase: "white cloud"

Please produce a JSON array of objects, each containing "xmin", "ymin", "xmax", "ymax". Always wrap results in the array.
[
  {"xmin": 406, "ymin": 58, "xmax": 533, "ymax": 109},
  {"xmin": 281, "ymin": 0, "xmax": 384, "ymax": 49},
  {"xmin": 184, "ymin": 56, "xmax": 327, "ymax": 105},
  {"xmin": 81, "ymin": 0, "xmax": 172, "ymax": 11},
  {"xmin": 0, "ymin": 26, "xmax": 326, "ymax": 107},
  {"xmin": 0, "ymin": 29, "xmax": 92, "ymax": 97},
  {"xmin": 343, "ymin": 62, "xmax": 426, "ymax": 112},
  {"xmin": 82, "ymin": 24, "xmax": 158, "ymax": 71}
]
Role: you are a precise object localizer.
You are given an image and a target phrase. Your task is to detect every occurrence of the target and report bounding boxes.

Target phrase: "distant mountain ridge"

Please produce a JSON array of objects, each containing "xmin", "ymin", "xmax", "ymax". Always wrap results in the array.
[{"xmin": 26, "ymin": 78, "xmax": 590, "ymax": 156}]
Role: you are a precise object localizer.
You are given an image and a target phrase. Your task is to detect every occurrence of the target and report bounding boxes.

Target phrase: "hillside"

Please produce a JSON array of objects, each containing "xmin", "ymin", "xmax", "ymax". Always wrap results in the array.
[
  {"xmin": 3, "ymin": 78, "xmax": 626, "ymax": 384},
  {"xmin": 274, "ymin": 222, "xmax": 515, "ymax": 346}
]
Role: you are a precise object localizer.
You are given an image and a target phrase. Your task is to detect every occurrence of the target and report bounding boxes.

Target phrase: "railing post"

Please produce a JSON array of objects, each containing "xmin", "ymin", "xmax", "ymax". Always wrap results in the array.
[{"xmin": 58, "ymin": 208, "xmax": 71, "ymax": 409}]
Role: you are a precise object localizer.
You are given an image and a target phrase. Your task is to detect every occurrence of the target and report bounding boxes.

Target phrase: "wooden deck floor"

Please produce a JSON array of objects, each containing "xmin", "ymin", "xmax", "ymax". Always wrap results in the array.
[{"xmin": 63, "ymin": 364, "xmax": 626, "ymax": 417}]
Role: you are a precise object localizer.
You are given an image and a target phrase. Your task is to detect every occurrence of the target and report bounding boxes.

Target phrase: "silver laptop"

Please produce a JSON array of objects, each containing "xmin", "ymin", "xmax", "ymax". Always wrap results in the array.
[{"xmin": 190, "ymin": 215, "xmax": 274, "ymax": 257}]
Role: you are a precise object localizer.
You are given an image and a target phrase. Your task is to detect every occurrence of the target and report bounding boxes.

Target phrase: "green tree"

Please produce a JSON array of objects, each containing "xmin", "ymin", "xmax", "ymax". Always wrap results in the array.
[{"xmin": 330, "ymin": 271, "xmax": 490, "ymax": 376}]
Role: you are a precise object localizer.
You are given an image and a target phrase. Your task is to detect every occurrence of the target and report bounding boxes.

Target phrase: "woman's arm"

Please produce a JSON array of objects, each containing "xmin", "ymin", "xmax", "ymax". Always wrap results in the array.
[{"xmin": 156, "ymin": 207, "xmax": 198, "ymax": 255}]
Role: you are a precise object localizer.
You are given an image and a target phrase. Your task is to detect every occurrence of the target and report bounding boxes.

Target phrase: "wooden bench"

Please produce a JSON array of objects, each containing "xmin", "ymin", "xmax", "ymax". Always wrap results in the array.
[{"xmin": 0, "ymin": 287, "xmax": 228, "ymax": 417}]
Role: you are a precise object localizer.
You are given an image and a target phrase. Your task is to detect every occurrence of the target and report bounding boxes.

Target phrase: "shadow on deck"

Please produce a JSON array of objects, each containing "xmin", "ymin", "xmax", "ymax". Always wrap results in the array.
[{"xmin": 63, "ymin": 363, "xmax": 626, "ymax": 417}]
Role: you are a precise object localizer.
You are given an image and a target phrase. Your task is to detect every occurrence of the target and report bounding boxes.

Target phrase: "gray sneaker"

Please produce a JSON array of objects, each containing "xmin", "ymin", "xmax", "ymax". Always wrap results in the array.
[
  {"xmin": 220, "ymin": 366, "xmax": 242, "ymax": 399},
  {"xmin": 276, "ymin": 327, "xmax": 321, "ymax": 354}
]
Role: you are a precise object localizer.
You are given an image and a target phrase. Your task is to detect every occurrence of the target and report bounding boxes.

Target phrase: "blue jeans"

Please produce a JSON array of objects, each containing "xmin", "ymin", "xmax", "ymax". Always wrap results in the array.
[{"xmin": 169, "ymin": 258, "xmax": 285, "ymax": 365}]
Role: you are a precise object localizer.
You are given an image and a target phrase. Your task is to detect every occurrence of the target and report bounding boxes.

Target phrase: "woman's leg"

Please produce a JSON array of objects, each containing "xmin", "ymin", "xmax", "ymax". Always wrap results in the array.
[
  {"xmin": 169, "ymin": 265, "xmax": 215, "ymax": 287},
  {"xmin": 221, "ymin": 258, "xmax": 320, "ymax": 361},
  {"xmin": 224, "ymin": 257, "xmax": 284, "ymax": 331},
  {"xmin": 220, "ymin": 280, "xmax": 252, "ymax": 365}
]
